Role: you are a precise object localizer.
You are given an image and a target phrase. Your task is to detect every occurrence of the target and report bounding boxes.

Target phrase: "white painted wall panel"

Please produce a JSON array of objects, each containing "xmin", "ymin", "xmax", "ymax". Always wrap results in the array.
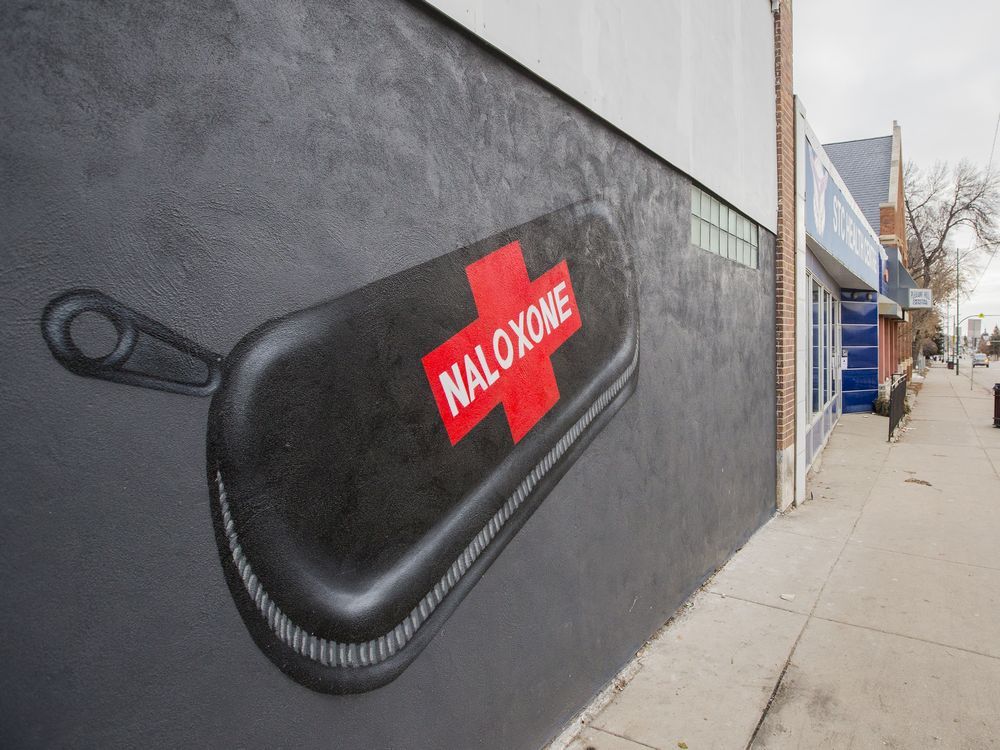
[{"xmin": 424, "ymin": 0, "xmax": 778, "ymax": 231}]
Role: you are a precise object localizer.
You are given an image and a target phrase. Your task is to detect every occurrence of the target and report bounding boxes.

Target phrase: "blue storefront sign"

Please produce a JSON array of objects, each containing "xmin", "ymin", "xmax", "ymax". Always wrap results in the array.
[
  {"xmin": 805, "ymin": 141, "xmax": 881, "ymax": 291},
  {"xmin": 803, "ymin": 136, "xmax": 884, "ymax": 414}
]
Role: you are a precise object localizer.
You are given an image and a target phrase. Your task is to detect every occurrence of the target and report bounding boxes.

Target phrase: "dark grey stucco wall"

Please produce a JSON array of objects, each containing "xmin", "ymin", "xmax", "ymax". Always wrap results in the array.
[{"xmin": 0, "ymin": 1, "xmax": 775, "ymax": 747}]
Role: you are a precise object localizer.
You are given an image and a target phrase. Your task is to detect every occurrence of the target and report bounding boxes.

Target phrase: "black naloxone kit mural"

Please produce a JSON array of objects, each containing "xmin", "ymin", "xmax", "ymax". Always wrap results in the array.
[{"xmin": 42, "ymin": 199, "xmax": 638, "ymax": 693}]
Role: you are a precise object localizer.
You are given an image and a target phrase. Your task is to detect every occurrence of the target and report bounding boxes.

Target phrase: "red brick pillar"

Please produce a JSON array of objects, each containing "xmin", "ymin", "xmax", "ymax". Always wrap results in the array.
[{"xmin": 774, "ymin": 0, "xmax": 796, "ymax": 510}]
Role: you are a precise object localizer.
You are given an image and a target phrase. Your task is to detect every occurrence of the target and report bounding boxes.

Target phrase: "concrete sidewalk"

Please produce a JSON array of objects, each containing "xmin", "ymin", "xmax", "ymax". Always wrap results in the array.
[{"xmin": 553, "ymin": 365, "xmax": 1000, "ymax": 750}]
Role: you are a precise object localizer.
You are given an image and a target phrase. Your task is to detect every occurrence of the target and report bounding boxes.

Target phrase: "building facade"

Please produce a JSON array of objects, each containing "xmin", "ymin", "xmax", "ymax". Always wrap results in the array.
[
  {"xmin": 794, "ymin": 102, "xmax": 885, "ymax": 499},
  {"xmin": 968, "ymin": 315, "xmax": 983, "ymax": 354},
  {"xmin": 1, "ymin": 1, "xmax": 785, "ymax": 747},
  {"xmin": 825, "ymin": 123, "xmax": 917, "ymax": 392}
]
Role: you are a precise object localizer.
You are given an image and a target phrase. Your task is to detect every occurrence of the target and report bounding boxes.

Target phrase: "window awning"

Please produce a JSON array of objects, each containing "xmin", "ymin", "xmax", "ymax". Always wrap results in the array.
[
  {"xmin": 878, "ymin": 294, "xmax": 903, "ymax": 320},
  {"xmin": 884, "ymin": 247, "xmax": 919, "ymax": 310}
]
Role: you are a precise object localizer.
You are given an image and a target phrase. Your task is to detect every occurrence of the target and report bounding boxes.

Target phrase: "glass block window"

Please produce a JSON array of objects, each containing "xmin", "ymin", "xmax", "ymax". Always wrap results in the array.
[{"xmin": 690, "ymin": 185, "xmax": 760, "ymax": 269}]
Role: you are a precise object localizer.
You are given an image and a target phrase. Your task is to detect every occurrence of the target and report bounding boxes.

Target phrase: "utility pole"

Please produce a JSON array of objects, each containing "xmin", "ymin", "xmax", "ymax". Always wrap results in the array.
[
  {"xmin": 955, "ymin": 252, "xmax": 961, "ymax": 375},
  {"xmin": 945, "ymin": 306, "xmax": 951, "ymax": 363}
]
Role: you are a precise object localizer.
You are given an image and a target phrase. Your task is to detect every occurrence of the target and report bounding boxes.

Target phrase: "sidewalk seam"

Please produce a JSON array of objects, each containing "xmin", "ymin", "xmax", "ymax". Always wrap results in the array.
[
  {"xmin": 744, "ymin": 414, "xmax": 894, "ymax": 749},
  {"xmin": 588, "ymin": 726, "xmax": 660, "ymax": 750},
  {"xmin": 710, "ymin": 592, "xmax": 1000, "ymax": 663},
  {"xmin": 813, "ymin": 615, "xmax": 1000, "ymax": 661},
  {"xmin": 766, "ymin": 525, "xmax": 855, "ymax": 544},
  {"xmin": 705, "ymin": 591, "xmax": 805, "ymax": 616},
  {"xmin": 846, "ymin": 542, "xmax": 1000, "ymax": 573}
]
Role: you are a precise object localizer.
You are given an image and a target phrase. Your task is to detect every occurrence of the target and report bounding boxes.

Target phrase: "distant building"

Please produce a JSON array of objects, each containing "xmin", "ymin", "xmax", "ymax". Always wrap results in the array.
[
  {"xmin": 793, "ymin": 104, "xmax": 884, "ymax": 504},
  {"xmin": 825, "ymin": 123, "xmax": 918, "ymax": 392},
  {"xmin": 969, "ymin": 318, "xmax": 983, "ymax": 342}
]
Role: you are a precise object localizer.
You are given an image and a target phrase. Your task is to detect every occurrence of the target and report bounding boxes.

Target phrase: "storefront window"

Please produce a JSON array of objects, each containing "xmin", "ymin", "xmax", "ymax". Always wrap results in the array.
[
  {"xmin": 809, "ymin": 274, "xmax": 841, "ymax": 418},
  {"xmin": 689, "ymin": 185, "xmax": 760, "ymax": 269},
  {"xmin": 823, "ymin": 288, "xmax": 832, "ymax": 404},
  {"xmin": 833, "ymin": 301, "xmax": 840, "ymax": 398},
  {"xmin": 811, "ymin": 280, "xmax": 820, "ymax": 414}
]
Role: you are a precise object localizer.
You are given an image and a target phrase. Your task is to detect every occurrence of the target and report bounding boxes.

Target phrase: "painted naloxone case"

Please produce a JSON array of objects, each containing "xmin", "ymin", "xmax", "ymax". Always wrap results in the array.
[{"xmin": 41, "ymin": 199, "xmax": 638, "ymax": 693}]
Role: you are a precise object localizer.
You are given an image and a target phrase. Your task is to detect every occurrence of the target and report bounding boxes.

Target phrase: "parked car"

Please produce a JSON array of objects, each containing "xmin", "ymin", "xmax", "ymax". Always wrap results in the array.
[{"xmin": 972, "ymin": 353, "xmax": 990, "ymax": 368}]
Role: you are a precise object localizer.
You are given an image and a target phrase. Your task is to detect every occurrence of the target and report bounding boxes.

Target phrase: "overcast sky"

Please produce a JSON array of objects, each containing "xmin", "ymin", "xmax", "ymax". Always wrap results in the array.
[{"xmin": 795, "ymin": 0, "xmax": 1000, "ymax": 337}]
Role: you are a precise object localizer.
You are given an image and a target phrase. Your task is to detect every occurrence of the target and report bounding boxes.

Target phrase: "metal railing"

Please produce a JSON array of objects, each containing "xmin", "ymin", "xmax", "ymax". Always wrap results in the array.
[{"xmin": 888, "ymin": 374, "xmax": 907, "ymax": 441}]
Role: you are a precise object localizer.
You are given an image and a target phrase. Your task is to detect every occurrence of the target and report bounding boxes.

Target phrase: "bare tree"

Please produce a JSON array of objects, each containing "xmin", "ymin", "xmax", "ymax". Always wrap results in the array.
[{"xmin": 904, "ymin": 160, "xmax": 1000, "ymax": 356}]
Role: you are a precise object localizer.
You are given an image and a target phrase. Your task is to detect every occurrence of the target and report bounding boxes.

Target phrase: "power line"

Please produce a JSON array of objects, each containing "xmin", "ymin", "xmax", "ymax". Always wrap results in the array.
[
  {"xmin": 988, "ymin": 108, "xmax": 1000, "ymax": 175},
  {"xmin": 968, "ymin": 109, "xmax": 1000, "ymax": 298},
  {"xmin": 969, "ymin": 108, "xmax": 1000, "ymax": 299},
  {"xmin": 968, "ymin": 248, "xmax": 997, "ymax": 297}
]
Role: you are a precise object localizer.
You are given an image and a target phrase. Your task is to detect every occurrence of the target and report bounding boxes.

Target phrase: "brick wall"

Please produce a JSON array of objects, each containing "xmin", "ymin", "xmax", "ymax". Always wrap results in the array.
[
  {"xmin": 897, "ymin": 128, "xmax": 912, "ymax": 373},
  {"xmin": 893, "ymin": 131, "xmax": 908, "ymax": 265},
  {"xmin": 878, "ymin": 160, "xmax": 908, "ymax": 265},
  {"xmin": 879, "ymin": 203, "xmax": 897, "ymax": 246},
  {"xmin": 879, "ymin": 125, "xmax": 912, "ymax": 376},
  {"xmin": 774, "ymin": 0, "xmax": 795, "ymax": 508}
]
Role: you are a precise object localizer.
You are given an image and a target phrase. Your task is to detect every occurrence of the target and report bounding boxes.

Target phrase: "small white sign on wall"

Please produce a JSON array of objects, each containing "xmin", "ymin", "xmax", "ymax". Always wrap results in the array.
[
  {"xmin": 841, "ymin": 355, "xmax": 849, "ymax": 370},
  {"xmin": 909, "ymin": 288, "xmax": 933, "ymax": 308}
]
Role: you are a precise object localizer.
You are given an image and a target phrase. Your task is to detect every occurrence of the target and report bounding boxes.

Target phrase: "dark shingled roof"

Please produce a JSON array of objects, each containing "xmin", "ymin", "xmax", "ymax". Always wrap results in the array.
[{"xmin": 823, "ymin": 135, "xmax": 892, "ymax": 236}]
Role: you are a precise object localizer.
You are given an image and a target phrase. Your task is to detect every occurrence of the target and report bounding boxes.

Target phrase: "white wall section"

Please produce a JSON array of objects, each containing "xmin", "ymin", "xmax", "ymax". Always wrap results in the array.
[{"xmin": 424, "ymin": 0, "xmax": 778, "ymax": 231}]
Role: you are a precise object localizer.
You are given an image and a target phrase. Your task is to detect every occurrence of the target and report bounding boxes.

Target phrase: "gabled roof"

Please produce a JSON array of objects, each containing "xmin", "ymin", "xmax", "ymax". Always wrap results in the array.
[{"xmin": 823, "ymin": 135, "xmax": 892, "ymax": 236}]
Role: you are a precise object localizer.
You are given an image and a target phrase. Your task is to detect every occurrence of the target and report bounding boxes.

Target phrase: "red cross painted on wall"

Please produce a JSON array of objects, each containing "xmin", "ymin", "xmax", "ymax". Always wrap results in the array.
[{"xmin": 422, "ymin": 241, "xmax": 582, "ymax": 445}]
